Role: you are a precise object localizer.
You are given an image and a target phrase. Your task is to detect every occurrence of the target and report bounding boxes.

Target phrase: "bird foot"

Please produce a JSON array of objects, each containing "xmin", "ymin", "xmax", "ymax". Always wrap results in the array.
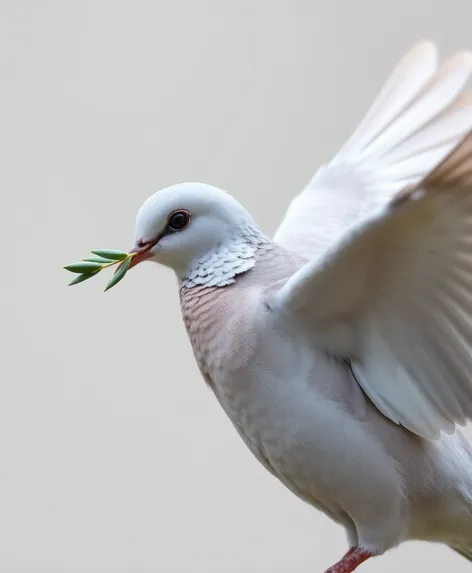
[{"xmin": 323, "ymin": 547, "xmax": 373, "ymax": 573}]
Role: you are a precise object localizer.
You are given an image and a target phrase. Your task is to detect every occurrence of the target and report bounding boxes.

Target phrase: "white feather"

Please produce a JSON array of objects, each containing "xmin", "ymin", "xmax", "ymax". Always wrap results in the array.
[
  {"xmin": 274, "ymin": 41, "xmax": 472, "ymax": 262},
  {"xmin": 274, "ymin": 131, "xmax": 472, "ymax": 439}
]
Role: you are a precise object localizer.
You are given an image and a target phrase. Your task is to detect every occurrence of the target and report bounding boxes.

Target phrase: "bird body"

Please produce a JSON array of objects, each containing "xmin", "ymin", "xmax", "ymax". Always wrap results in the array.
[
  {"xmin": 125, "ymin": 41, "xmax": 472, "ymax": 571},
  {"xmin": 180, "ymin": 240, "xmax": 472, "ymax": 561}
]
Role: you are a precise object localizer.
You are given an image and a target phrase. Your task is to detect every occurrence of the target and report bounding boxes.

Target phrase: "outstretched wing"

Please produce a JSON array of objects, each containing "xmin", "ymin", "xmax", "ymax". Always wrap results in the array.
[
  {"xmin": 273, "ymin": 130, "xmax": 472, "ymax": 440},
  {"xmin": 274, "ymin": 41, "xmax": 472, "ymax": 261}
]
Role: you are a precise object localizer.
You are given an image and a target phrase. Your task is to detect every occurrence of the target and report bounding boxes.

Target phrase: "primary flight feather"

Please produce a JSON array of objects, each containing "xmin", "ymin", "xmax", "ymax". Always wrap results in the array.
[{"xmin": 102, "ymin": 41, "xmax": 472, "ymax": 572}]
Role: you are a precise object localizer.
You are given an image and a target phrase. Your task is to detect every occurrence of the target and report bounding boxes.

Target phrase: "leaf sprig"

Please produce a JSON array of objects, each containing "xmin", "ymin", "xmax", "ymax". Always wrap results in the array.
[{"xmin": 63, "ymin": 249, "xmax": 136, "ymax": 291}]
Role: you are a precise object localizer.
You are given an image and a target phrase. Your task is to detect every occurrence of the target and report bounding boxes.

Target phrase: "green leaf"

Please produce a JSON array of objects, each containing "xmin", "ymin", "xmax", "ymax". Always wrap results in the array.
[
  {"xmin": 68, "ymin": 270, "xmax": 100, "ymax": 286},
  {"xmin": 64, "ymin": 262, "xmax": 102, "ymax": 274},
  {"xmin": 90, "ymin": 249, "xmax": 128, "ymax": 261},
  {"xmin": 104, "ymin": 256, "xmax": 132, "ymax": 291},
  {"xmin": 83, "ymin": 256, "xmax": 115, "ymax": 264}
]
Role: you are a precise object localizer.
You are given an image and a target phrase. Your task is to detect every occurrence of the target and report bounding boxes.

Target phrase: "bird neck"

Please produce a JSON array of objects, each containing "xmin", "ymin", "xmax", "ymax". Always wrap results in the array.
[{"xmin": 179, "ymin": 225, "xmax": 271, "ymax": 288}]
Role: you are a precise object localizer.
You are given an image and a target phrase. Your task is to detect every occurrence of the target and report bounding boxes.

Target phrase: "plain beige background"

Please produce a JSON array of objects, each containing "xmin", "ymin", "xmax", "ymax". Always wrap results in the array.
[{"xmin": 2, "ymin": 1, "xmax": 472, "ymax": 571}]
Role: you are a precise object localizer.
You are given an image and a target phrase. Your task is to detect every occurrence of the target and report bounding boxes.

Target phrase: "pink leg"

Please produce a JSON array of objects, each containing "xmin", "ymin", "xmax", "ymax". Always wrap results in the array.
[{"xmin": 324, "ymin": 547, "xmax": 373, "ymax": 573}]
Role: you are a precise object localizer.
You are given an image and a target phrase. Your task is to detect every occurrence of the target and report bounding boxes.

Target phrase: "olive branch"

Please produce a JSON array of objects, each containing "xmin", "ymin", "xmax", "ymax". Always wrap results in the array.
[{"xmin": 63, "ymin": 249, "xmax": 136, "ymax": 291}]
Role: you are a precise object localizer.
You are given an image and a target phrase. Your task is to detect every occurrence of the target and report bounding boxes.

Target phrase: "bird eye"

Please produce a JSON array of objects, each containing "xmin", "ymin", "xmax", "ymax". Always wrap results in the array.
[{"xmin": 167, "ymin": 210, "xmax": 191, "ymax": 231}]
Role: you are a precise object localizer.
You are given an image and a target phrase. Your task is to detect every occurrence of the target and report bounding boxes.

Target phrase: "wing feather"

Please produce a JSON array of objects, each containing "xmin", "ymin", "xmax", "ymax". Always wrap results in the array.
[
  {"xmin": 274, "ymin": 42, "xmax": 472, "ymax": 262},
  {"xmin": 274, "ymin": 131, "xmax": 472, "ymax": 439},
  {"xmin": 337, "ymin": 41, "xmax": 438, "ymax": 158}
]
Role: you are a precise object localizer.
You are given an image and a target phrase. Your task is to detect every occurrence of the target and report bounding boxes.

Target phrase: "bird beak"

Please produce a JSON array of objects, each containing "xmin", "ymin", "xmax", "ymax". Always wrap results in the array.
[{"xmin": 127, "ymin": 238, "xmax": 157, "ymax": 269}]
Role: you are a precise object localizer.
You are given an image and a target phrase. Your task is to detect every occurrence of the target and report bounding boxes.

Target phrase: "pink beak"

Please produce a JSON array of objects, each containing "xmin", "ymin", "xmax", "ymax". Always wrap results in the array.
[
  {"xmin": 110, "ymin": 239, "xmax": 158, "ymax": 276},
  {"xmin": 128, "ymin": 239, "xmax": 157, "ymax": 269},
  {"xmin": 112, "ymin": 237, "xmax": 161, "ymax": 276}
]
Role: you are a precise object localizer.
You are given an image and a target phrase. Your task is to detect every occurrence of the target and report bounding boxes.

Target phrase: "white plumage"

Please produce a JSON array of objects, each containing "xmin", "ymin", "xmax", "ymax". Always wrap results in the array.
[
  {"xmin": 275, "ymin": 42, "xmax": 472, "ymax": 258},
  {"xmin": 127, "ymin": 42, "xmax": 472, "ymax": 572}
]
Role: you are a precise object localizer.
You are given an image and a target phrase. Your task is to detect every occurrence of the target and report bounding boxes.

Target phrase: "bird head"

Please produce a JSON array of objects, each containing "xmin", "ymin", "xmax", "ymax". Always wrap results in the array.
[{"xmin": 129, "ymin": 182, "xmax": 267, "ymax": 287}]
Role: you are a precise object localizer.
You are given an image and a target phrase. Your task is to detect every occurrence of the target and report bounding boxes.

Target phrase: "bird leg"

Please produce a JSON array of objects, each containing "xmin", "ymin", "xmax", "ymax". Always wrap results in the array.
[{"xmin": 323, "ymin": 547, "xmax": 373, "ymax": 573}]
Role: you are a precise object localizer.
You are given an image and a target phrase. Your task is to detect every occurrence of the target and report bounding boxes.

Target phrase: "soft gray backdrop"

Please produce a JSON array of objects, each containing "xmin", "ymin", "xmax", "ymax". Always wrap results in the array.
[{"xmin": 1, "ymin": 1, "xmax": 472, "ymax": 572}]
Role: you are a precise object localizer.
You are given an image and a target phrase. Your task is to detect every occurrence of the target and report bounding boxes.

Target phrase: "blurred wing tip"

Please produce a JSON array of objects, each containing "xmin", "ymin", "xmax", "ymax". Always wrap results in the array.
[
  {"xmin": 448, "ymin": 50, "xmax": 472, "ymax": 71},
  {"xmin": 409, "ymin": 39, "xmax": 438, "ymax": 62},
  {"xmin": 416, "ymin": 39, "xmax": 437, "ymax": 53}
]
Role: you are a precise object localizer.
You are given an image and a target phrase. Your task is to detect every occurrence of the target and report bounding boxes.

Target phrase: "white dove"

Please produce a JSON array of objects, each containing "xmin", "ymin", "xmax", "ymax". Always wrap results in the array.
[{"xmin": 125, "ymin": 42, "xmax": 472, "ymax": 572}]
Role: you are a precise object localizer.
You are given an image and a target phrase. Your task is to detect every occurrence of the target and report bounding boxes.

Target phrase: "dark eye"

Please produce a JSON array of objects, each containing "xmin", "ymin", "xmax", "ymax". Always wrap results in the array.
[{"xmin": 167, "ymin": 210, "xmax": 191, "ymax": 231}]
